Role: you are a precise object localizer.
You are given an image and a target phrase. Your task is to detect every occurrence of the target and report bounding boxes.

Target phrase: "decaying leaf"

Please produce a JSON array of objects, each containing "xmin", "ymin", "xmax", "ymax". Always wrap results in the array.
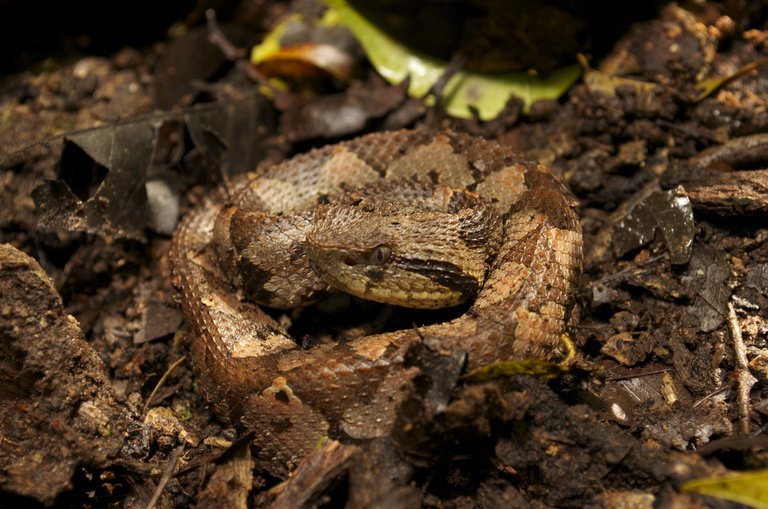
[
  {"xmin": 33, "ymin": 121, "xmax": 156, "ymax": 240},
  {"xmin": 598, "ymin": 183, "xmax": 695, "ymax": 265},
  {"xmin": 183, "ymin": 92, "xmax": 268, "ymax": 183},
  {"xmin": 600, "ymin": 331, "xmax": 653, "ymax": 366},
  {"xmin": 31, "ymin": 94, "xmax": 270, "ymax": 240},
  {"xmin": 155, "ymin": 24, "xmax": 254, "ymax": 108},
  {"xmin": 682, "ymin": 246, "xmax": 732, "ymax": 333},
  {"xmin": 195, "ymin": 442, "xmax": 254, "ymax": 509}
]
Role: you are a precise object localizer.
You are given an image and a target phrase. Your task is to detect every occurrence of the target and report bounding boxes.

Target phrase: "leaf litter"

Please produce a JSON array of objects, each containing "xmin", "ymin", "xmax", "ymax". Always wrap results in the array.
[{"xmin": 2, "ymin": 1, "xmax": 768, "ymax": 507}]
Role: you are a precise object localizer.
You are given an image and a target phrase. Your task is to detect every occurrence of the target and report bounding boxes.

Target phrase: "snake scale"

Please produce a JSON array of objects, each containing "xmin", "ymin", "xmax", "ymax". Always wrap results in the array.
[{"xmin": 170, "ymin": 130, "xmax": 582, "ymax": 474}]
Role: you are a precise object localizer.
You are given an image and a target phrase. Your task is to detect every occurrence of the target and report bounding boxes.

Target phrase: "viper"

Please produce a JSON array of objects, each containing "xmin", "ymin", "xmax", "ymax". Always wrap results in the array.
[{"xmin": 169, "ymin": 129, "xmax": 582, "ymax": 474}]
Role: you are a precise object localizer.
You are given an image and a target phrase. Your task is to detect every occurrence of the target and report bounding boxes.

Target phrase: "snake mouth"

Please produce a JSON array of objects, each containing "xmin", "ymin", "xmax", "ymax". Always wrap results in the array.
[
  {"xmin": 307, "ymin": 242, "xmax": 477, "ymax": 309},
  {"xmin": 391, "ymin": 258, "xmax": 480, "ymax": 303}
]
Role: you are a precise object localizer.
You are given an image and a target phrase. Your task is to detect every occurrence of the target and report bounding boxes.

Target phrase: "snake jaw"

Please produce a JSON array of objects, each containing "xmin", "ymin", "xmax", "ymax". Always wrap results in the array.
[{"xmin": 304, "ymin": 187, "xmax": 502, "ymax": 309}]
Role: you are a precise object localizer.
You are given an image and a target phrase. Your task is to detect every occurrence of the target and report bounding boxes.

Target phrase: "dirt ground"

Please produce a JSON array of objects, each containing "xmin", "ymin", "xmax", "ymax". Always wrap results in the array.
[{"xmin": 2, "ymin": 1, "xmax": 768, "ymax": 507}]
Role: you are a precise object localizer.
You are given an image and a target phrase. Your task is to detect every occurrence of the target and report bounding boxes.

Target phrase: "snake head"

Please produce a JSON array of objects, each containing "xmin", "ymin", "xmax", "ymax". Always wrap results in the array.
[{"xmin": 306, "ymin": 195, "xmax": 501, "ymax": 309}]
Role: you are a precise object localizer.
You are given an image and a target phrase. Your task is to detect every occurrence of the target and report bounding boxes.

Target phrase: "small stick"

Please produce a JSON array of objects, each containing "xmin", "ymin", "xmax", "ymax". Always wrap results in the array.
[
  {"xmin": 143, "ymin": 356, "xmax": 187, "ymax": 416},
  {"xmin": 205, "ymin": 9, "xmax": 282, "ymax": 95},
  {"xmin": 692, "ymin": 385, "xmax": 731, "ymax": 408},
  {"xmin": 145, "ymin": 446, "xmax": 184, "ymax": 509},
  {"xmin": 424, "ymin": 53, "xmax": 468, "ymax": 125},
  {"xmin": 605, "ymin": 368, "xmax": 671, "ymax": 382},
  {"xmin": 727, "ymin": 302, "xmax": 756, "ymax": 434}
]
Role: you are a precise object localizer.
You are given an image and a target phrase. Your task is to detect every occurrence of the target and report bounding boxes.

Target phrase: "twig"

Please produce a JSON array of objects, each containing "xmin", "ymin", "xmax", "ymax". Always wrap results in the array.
[
  {"xmin": 145, "ymin": 446, "xmax": 184, "ymax": 509},
  {"xmin": 205, "ymin": 9, "xmax": 282, "ymax": 96},
  {"xmin": 429, "ymin": 53, "xmax": 468, "ymax": 100},
  {"xmin": 143, "ymin": 355, "xmax": 187, "ymax": 416},
  {"xmin": 692, "ymin": 384, "xmax": 731, "ymax": 408},
  {"xmin": 727, "ymin": 302, "xmax": 756, "ymax": 434},
  {"xmin": 688, "ymin": 132, "xmax": 768, "ymax": 168},
  {"xmin": 605, "ymin": 368, "xmax": 671, "ymax": 382},
  {"xmin": 268, "ymin": 440, "xmax": 358, "ymax": 509},
  {"xmin": 424, "ymin": 53, "xmax": 468, "ymax": 125},
  {"xmin": 596, "ymin": 256, "xmax": 664, "ymax": 284},
  {"xmin": 205, "ymin": 9, "xmax": 245, "ymax": 60}
]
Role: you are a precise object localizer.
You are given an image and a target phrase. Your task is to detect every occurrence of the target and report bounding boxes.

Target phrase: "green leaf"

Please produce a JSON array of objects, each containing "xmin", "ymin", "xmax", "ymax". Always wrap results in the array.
[
  {"xmin": 681, "ymin": 470, "xmax": 768, "ymax": 508},
  {"xmin": 325, "ymin": 0, "xmax": 580, "ymax": 118}
]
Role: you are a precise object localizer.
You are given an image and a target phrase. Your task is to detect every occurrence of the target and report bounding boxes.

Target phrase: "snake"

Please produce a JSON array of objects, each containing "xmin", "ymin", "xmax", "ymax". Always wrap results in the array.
[{"xmin": 169, "ymin": 129, "xmax": 582, "ymax": 474}]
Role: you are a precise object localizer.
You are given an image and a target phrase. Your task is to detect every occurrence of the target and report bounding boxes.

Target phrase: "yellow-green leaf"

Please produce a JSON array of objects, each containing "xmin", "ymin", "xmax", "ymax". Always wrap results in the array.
[
  {"xmin": 681, "ymin": 470, "xmax": 768, "ymax": 508},
  {"xmin": 251, "ymin": 14, "xmax": 303, "ymax": 64},
  {"xmin": 325, "ymin": 0, "xmax": 580, "ymax": 118},
  {"xmin": 462, "ymin": 334, "xmax": 574, "ymax": 382}
]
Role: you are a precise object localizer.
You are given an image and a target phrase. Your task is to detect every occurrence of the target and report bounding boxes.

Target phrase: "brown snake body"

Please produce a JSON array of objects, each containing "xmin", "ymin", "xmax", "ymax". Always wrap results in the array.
[{"xmin": 170, "ymin": 130, "xmax": 582, "ymax": 473}]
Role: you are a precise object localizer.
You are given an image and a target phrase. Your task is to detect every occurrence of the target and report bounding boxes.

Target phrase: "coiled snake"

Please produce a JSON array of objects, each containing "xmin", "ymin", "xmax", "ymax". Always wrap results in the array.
[{"xmin": 170, "ymin": 130, "xmax": 582, "ymax": 473}]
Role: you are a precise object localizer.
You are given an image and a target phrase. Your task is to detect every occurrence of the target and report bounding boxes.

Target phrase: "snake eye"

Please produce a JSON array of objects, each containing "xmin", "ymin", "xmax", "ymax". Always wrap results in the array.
[{"xmin": 370, "ymin": 245, "xmax": 391, "ymax": 265}]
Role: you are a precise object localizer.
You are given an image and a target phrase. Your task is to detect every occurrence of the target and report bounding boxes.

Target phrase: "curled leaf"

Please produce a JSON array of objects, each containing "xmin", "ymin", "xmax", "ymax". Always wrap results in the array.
[
  {"xmin": 251, "ymin": 13, "xmax": 356, "ymax": 82},
  {"xmin": 254, "ymin": 42, "xmax": 355, "ymax": 81}
]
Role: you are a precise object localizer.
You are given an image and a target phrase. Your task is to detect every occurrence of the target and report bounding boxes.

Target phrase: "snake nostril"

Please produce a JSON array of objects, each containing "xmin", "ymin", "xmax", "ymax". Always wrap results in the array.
[{"xmin": 342, "ymin": 256, "xmax": 357, "ymax": 266}]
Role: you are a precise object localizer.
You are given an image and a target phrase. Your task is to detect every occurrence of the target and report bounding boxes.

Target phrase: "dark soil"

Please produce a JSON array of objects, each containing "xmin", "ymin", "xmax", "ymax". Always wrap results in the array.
[{"xmin": 2, "ymin": 1, "xmax": 768, "ymax": 507}]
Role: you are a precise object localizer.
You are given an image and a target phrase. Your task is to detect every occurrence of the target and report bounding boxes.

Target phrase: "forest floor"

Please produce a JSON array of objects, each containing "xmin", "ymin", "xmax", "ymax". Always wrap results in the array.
[{"xmin": 2, "ymin": 1, "xmax": 768, "ymax": 507}]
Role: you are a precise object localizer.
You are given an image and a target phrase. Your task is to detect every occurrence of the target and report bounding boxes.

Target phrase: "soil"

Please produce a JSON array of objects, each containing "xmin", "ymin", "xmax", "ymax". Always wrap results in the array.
[{"xmin": 2, "ymin": 1, "xmax": 768, "ymax": 508}]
